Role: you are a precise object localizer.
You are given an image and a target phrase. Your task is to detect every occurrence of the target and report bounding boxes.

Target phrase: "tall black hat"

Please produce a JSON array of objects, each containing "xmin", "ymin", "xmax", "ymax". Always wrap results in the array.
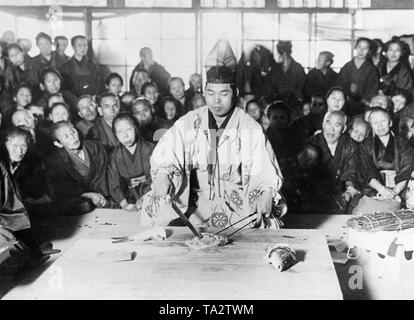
[{"xmin": 205, "ymin": 39, "xmax": 237, "ymax": 84}]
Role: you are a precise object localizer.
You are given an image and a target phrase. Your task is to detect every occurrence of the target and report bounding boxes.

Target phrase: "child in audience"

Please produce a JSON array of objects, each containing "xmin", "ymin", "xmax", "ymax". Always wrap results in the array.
[
  {"xmin": 37, "ymin": 68, "xmax": 77, "ymax": 119},
  {"xmin": 159, "ymin": 96, "xmax": 182, "ymax": 123},
  {"xmin": 26, "ymin": 104, "xmax": 46, "ymax": 128},
  {"xmin": 107, "ymin": 113, "xmax": 154, "ymax": 211},
  {"xmin": 105, "ymin": 72, "xmax": 123, "ymax": 97},
  {"xmin": 48, "ymin": 102, "xmax": 71, "ymax": 123},
  {"xmin": 266, "ymin": 101, "xmax": 300, "ymax": 175},
  {"xmin": 142, "ymin": 82, "xmax": 161, "ymax": 115},
  {"xmin": 245, "ymin": 99, "xmax": 263, "ymax": 122},
  {"xmin": 348, "ymin": 116, "xmax": 370, "ymax": 143},
  {"xmin": 189, "ymin": 93, "xmax": 206, "ymax": 111},
  {"xmin": 11, "ymin": 109, "xmax": 55, "ymax": 158}
]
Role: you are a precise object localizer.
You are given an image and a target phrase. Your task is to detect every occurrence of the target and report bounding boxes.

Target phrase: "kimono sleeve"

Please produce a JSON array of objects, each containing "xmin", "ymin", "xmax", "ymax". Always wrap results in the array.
[
  {"xmin": 107, "ymin": 151, "xmax": 126, "ymax": 205},
  {"xmin": 397, "ymin": 67, "xmax": 413, "ymax": 91},
  {"xmin": 304, "ymin": 70, "xmax": 318, "ymax": 99},
  {"xmin": 395, "ymin": 139, "xmax": 414, "ymax": 184},
  {"xmin": 362, "ymin": 67, "xmax": 379, "ymax": 102},
  {"xmin": 90, "ymin": 142, "xmax": 110, "ymax": 197},
  {"xmin": 149, "ymin": 120, "xmax": 189, "ymax": 199},
  {"xmin": 0, "ymin": 162, "xmax": 31, "ymax": 232},
  {"xmin": 244, "ymin": 126, "xmax": 283, "ymax": 208},
  {"xmin": 295, "ymin": 65, "xmax": 306, "ymax": 100},
  {"xmin": 359, "ymin": 140, "xmax": 382, "ymax": 184},
  {"xmin": 336, "ymin": 63, "xmax": 351, "ymax": 95},
  {"xmin": 340, "ymin": 141, "xmax": 360, "ymax": 188}
]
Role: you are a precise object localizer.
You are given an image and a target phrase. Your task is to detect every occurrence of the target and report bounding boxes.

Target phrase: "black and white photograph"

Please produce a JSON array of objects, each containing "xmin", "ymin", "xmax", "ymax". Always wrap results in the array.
[{"xmin": 1, "ymin": 0, "xmax": 414, "ymax": 305}]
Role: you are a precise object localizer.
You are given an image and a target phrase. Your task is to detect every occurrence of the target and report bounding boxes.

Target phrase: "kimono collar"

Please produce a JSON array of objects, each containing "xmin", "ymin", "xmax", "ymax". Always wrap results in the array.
[{"xmin": 208, "ymin": 106, "xmax": 235, "ymax": 131}]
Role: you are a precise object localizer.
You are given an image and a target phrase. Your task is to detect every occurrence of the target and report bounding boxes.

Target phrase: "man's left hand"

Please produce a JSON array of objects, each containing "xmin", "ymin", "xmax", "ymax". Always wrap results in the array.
[{"xmin": 254, "ymin": 191, "xmax": 273, "ymax": 228}]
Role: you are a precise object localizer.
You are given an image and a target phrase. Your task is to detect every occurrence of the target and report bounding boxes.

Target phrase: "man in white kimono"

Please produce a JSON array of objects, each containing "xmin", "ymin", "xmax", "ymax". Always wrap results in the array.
[{"xmin": 142, "ymin": 40, "xmax": 284, "ymax": 229}]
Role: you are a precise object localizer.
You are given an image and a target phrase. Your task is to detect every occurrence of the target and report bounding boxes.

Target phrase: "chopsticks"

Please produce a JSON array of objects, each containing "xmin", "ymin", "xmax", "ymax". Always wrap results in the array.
[
  {"xmin": 214, "ymin": 212, "xmax": 257, "ymax": 236},
  {"xmin": 226, "ymin": 218, "xmax": 257, "ymax": 238}
]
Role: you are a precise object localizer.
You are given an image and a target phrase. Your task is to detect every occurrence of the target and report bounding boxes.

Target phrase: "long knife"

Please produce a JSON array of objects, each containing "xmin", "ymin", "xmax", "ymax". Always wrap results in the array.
[{"xmin": 170, "ymin": 199, "xmax": 203, "ymax": 239}]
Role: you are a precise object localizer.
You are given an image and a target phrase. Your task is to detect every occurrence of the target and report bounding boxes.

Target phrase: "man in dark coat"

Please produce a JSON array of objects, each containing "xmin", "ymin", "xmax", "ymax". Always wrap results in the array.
[
  {"xmin": 131, "ymin": 99, "xmax": 171, "ymax": 145},
  {"xmin": 129, "ymin": 47, "xmax": 171, "ymax": 97},
  {"xmin": 61, "ymin": 35, "xmax": 103, "ymax": 97},
  {"xmin": 269, "ymin": 41, "xmax": 306, "ymax": 103},
  {"xmin": 299, "ymin": 111, "xmax": 360, "ymax": 214},
  {"xmin": 46, "ymin": 121, "xmax": 111, "ymax": 215},
  {"xmin": 86, "ymin": 92, "xmax": 120, "ymax": 153},
  {"xmin": 304, "ymin": 51, "xmax": 338, "ymax": 100},
  {"xmin": 4, "ymin": 43, "xmax": 41, "ymax": 100},
  {"xmin": 32, "ymin": 32, "xmax": 62, "ymax": 71}
]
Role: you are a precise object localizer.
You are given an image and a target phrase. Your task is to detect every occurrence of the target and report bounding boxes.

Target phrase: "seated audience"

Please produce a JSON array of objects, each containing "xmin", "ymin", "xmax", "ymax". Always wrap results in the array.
[
  {"xmin": 11, "ymin": 109, "xmax": 54, "ymax": 158},
  {"xmin": 107, "ymin": 113, "xmax": 154, "ymax": 210},
  {"xmin": 0, "ymin": 158, "xmax": 45, "ymax": 263},
  {"xmin": 105, "ymin": 72, "xmax": 123, "ymax": 97},
  {"xmin": 299, "ymin": 111, "xmax": 360, "ymax": 214},
  {"xmin": 169, "ymin": 77, "xmax": 190, "ymax": 115},
  {"xmin": 75, "ymin": 95, "xmax": 99, "ymax": 138},
  {"xmin": 131, "ymin": 98, "xmax": 171, "ymax": 144},
  {"xmin": 189, "ymin": 92, "xmax": 206, "ymax": 111},
  {"xmin": 359, "ymin": 107, "xmax": 414, "ymax": 202},
  {"xmin": 45, "ymin": 121, "xmax": 112, "ymax": 215},
  {"xmin": 378, "ymin": 39, "xmax": 413, "ymax": 96},
  {"xmin": 48, "ymin": 102, "xmax": 71, "ymax": 124},
  {"xmin": 266, "ymin": 101, "xmax": 300, "ymax": 173},
  {"xmin": 25, "ymin": 104, "xmax": 46, "ymax": 128},
  {"xmin": 142, "ymin": 82, "xmax": 161, "ymax": 115},
  {"xmin": 86, "ymin": 92, "xmax": 120, "ymax": 153},
  {"xmin": 348, "ymin": 116, "xmax": 370, "ymax": 143},
  {"xmin": 245, "ymin": 98, "xmax": 263, "ymax": 122},
  {"xmin": 159, "ymin": 96, "xmax": 182, "ymax": 124},
  {"xmin": 0, "ymin": 127, "xmax": 50, "ymax": 216},
  {"xmin": 129, "ymin": 68, "xmax": 150, "ymax": 98},
  {"xmin": 186, "ymin": 73, "xmax": 203, "ymax": 97},
  {"xmin": 37, "ymin": 67, "xmax": 77, "ymax": 119}
]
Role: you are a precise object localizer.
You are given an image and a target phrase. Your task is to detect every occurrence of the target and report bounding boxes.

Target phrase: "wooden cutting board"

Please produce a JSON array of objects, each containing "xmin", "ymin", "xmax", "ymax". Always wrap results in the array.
[{"xmin": 3, "ymin": 227, "xmax": 342, "ymax": 300}]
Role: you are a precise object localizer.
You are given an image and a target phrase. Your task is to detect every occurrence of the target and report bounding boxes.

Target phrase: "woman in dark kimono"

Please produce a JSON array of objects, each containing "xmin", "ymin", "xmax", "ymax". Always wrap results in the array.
[
  {"xmin": 159, "ymin": 96, "xmax": 182, "ymax": 124},
  {"xmin": 360, "ymin": 107, "xmax": 414, "ymax": 201},
  {"xmin": 378, "ymin": 39, "xmax": 413, "ymax": 96},
  {"xmin": 107, "ymin": 113, "xmax": 154, "ymax": 211},
  {"xmin": 337, "ymin": 38, "xmax": 379, "ymax": 117},
  {"xmin": 0, "ymin": 127, "xmax": 51, "ymax": 218}
]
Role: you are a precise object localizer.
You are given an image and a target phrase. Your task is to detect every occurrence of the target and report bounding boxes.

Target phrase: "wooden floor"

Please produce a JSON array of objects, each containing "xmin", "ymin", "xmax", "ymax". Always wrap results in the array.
[{"xmin": 1, "ymin": 210, "xmax": 413, "ymax": 299}]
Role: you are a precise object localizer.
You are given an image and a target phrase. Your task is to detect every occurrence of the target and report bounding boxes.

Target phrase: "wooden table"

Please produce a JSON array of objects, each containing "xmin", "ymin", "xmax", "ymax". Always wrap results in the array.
[{"xmin": 2, "ymin": 210, "xmax": 342, "ymax": 300}]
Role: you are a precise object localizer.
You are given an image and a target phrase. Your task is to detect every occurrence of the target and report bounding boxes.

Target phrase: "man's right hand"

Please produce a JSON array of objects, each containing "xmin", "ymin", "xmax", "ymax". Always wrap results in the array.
[
  {"xmin": 83, "ymin": 192, "xmax": 107, "ymax": 207},
  {"xmin": 152, "ymin": 174, "xmax": 172, "ymax": 199}
]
